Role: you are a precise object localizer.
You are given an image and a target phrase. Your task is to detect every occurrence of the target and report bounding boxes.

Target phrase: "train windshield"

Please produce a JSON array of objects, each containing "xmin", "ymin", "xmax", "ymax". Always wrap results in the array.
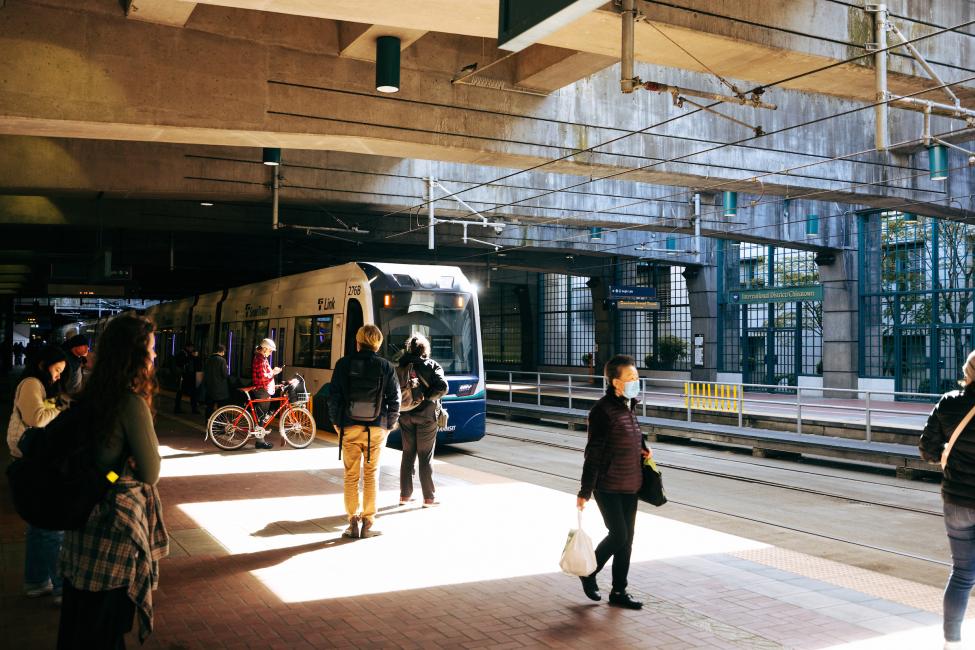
[{"xmin": 375, "ymin": 291, "xmax": 477, "ymax": 375}]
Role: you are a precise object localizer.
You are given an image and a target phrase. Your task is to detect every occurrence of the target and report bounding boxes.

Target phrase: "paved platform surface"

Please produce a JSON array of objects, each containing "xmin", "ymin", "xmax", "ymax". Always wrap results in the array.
[{"xmin": 0, "ymin": 409, "xmax": 963, "ymax": 649}]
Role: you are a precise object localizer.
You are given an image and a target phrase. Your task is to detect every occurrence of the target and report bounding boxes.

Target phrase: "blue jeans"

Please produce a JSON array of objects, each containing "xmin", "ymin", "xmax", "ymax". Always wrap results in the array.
[
  {"xmin": 944, "ymin": 501, "xmax": 975, "ymax": 641},
  {"xmin": 25, "ymin": 525, "xmax": 63, "ymax": 593}
]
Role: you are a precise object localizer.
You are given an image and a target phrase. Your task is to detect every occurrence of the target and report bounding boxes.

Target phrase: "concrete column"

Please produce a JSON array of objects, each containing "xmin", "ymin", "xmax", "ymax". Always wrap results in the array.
[
  {"xmin": 685, "ymin": 244, "xmax": 718, "ymax": 382},
  {"xmin": 816, "ymin": 249, "xmax": 859, "ymax": 396},
  {"xmin": 588, "ymin": 276, "xmax": 615, "ymax": 370},
  {"xmin": 515, "ymin": 284, "xmax": 536, "ymax": 372}
]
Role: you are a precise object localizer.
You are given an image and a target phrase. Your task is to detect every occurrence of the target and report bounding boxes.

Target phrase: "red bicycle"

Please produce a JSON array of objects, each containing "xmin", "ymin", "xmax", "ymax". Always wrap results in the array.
[{"xmin": 205, "ymin": 373, "xmax": 316, "ymax": 450}]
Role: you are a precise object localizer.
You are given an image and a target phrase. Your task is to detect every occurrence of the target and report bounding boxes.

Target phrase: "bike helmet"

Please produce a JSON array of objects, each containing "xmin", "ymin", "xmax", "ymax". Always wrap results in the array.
[{"xmin": 260, "ymin": 338, "xmax": 276, "ymax": 352}]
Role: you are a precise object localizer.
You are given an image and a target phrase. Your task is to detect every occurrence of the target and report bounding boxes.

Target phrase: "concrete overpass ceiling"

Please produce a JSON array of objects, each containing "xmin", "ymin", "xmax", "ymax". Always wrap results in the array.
[{"xmin": 1, "ymin": 1, "xmax": 975, "ymax": 298}]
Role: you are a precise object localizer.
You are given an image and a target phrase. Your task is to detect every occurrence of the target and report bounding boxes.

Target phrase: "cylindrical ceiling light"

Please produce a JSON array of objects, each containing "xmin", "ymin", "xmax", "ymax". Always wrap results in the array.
[
  {"xmin": 262, "ymin": 147, "xmax": 281, "ymax": 166},
  {"xmin": 376, "ymin": 36, "xmax": 401, "ymax": 93},
  {"xmin": 723, "ymin": 191, "xmax": 738, "ymax": 217},
  {"xmin": 805, "ymin": 214, "xmax": 819, "ymax": 237},
  {"xmin": 928, "ymin": 143, "xmax": 948, "ymax": 181}
]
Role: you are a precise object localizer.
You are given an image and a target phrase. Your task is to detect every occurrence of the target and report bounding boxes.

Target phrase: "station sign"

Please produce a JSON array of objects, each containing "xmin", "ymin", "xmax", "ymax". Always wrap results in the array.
[
  {"xmin": 608, "ymin": 285, "xmax": 660, "ymax": 311},
  {"xmin": 728, "ymin": 285, "xmax": 823, "ymax": 304}
]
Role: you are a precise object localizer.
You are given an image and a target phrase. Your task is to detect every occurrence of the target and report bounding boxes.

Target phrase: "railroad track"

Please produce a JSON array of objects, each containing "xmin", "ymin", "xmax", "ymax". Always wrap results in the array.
[{"xmin": 442, "ymin": 426, "xmax": 949, "ymax": 567}]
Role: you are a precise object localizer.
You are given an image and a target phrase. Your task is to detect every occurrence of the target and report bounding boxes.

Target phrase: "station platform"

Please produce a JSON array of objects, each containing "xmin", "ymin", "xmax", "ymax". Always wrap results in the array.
[{"xmin": 0, "ymin": 411, "xmax": 960, "ymax": 649}]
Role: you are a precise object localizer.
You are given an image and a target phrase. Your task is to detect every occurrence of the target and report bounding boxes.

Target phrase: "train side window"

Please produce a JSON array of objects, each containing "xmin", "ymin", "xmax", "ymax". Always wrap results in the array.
[{"xmin": 294, "ymin": 316, "xmax": 332, "ymax": 369}]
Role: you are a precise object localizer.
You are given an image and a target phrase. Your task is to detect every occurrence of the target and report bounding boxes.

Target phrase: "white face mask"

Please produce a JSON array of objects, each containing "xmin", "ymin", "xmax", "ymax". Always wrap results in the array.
[{"xmin": 622, "ymin": 379, "xmax": 640, "ymax": 399}]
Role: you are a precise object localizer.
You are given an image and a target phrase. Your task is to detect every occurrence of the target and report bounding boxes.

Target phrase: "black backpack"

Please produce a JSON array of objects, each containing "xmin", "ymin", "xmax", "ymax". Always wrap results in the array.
[
  {"xmin": 6, "ymin": 403, "xmax": 118, "ymax": 530},
  {"xmin": 345, "ymin": 357, "xmax": 386, "ymax": 422}
]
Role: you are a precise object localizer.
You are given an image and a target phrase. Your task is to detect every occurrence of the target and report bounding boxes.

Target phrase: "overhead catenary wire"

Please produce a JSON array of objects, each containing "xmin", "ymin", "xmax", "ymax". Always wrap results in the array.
[
  {"xmin": 373, "ymin": 15, "xmax": 975, "ymax": 227},
  {"xmin": 384, "ymin": 72, "xmax": 975, "ymax": 248}
]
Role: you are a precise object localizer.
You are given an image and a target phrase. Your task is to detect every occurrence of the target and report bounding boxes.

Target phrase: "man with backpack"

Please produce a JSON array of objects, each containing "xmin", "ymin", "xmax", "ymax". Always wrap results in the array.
[
  {"xmin": 326, "ymin": 324, "xmax": 400, "ymax": 539},
  {"xmin": 396, "ymin": 334, "xmax": 449, "ymax": 508}
]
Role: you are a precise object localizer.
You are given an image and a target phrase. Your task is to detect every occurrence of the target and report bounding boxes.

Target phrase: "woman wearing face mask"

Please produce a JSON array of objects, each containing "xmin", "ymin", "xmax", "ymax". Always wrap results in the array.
[{"xmin": 576, "ymin": 354, "xmax": 651, "ymax": 609}]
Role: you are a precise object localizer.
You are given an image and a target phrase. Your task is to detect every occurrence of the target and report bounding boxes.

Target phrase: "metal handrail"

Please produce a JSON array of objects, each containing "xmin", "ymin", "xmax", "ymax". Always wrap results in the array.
[{"xmin": 486, "ymin": 369, "xmax": 937, "ymax": 443}]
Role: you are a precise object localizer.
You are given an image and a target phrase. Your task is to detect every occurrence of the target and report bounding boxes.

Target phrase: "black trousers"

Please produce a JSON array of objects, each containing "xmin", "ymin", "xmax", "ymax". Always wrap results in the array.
[
  {"xmin": 57, "ymin": 579, "xmax": 135, "ymax": 650},
  {"xmin": 174, "ymin": 375, "xmax": 198, "ymax": 412},
  {"xmin": 590, "ymin": 490, "xmax": 638, "ymax": 592},
  {"xmin": 253, "ymin": 388, "xmax": 271, "ymax": 420}
]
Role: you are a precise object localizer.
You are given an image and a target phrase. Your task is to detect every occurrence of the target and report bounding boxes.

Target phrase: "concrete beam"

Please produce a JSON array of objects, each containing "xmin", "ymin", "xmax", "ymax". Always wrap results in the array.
[
  {"xmin": 180, "ymin": 0, "xmax": 975, "ymax": 104},
  {"xmin": 337, "ymin": 22, "xmax": 426, "ymax": 61},
  {"xmin": 512, "ymin": 45, "xmax": 616, "ymax": 92},
  {"xmin": 125, "ymin": 0, "xmax": 197, "ymax": 27}
]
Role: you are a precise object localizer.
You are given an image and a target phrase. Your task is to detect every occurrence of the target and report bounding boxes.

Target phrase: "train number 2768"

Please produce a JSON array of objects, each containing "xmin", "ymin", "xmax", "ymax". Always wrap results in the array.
[{"xmin": 347, "ymin": 285, "xmax": 361, "ymax": 296}]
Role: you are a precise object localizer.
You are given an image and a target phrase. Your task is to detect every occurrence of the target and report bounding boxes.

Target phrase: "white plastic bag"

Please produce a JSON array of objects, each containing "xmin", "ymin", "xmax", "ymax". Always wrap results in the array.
[{"xmin": 559, "ymin": 510, "xmax": 597, "ymax": 576}]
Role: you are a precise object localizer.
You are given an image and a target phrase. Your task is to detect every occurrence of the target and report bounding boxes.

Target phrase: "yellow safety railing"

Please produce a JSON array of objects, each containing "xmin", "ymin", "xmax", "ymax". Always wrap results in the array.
[{"xmin": 684, "ymin": 382, "xmax": 738, "ymax": 412}]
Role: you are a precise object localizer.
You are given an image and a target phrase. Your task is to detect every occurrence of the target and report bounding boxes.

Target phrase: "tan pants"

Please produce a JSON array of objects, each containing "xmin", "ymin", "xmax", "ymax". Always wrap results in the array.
[{"xmin": 341, "ymin": 425, "xmax": 387, "ymax": 523}]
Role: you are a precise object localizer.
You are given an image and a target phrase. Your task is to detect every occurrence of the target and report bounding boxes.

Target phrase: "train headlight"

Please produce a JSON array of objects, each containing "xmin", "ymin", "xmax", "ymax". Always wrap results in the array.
[
  {"xmin": 456, "ymin": 383, "xmax": 476, "ymax": 397},
  {"xmin": 383, "ymin": 294, "xmax": 394, "ymax": 308}
]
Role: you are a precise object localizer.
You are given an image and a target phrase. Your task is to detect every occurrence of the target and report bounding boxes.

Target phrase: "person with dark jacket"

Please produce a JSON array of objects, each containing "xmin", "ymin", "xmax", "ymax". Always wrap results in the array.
[
  {"xmin": 60, "ymin": 335, "xmax": 89, "ymax": 397},
  {"xmin": 204, "ymin": 344, "xmax": 230, "ymax": 417},
  {"xmin": 920, "ymin": 350, "xmax": 975, "ymax": 649},
  {"xmin": 396, "ymin": 334, "xmax": 449, "ymax": 507},
  {"xmin": 173, "ymin": 343, "xmax": 201, "ymax": 414},
  {"xmin": 327, "ymin": 324, "xmax": 400, "ymax": 539},
  {"xmin": 576, "ymin": 354, "xmax": 650, "ymax": 610}
]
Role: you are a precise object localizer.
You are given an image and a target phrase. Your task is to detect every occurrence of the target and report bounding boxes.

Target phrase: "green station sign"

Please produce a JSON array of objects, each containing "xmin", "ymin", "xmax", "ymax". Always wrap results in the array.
[{"xmin": 728, "ymin": 285, "xmax": 823, "ymax": 304}]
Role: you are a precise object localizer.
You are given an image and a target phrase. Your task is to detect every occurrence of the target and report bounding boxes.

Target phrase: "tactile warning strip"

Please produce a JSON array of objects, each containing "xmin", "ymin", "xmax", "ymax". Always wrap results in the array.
[
  {"xmin": 731, "ymin": 547, "xmax": 943, "ymax": 613},
  {"xmin": 627, "ymin": 586, "xmax": 785, "ymax": 649}
]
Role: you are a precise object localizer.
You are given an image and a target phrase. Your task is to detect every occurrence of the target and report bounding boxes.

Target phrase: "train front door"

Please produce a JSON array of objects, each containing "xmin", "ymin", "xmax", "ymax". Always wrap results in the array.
[{"xmin": 268, "ymin": 319, "xmax": 288, "ymax": 369}]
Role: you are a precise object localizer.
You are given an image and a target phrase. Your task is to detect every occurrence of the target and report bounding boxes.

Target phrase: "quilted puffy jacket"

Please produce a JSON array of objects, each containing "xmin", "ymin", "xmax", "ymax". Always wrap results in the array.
[{"xmin": 920, "ymin": 387, "xmax": 975, "ymax": 507}]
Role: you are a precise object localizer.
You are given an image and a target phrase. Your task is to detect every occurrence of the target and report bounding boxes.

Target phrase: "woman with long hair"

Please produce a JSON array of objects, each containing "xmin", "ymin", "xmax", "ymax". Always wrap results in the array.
[
  {"xmin": 920, "ymin": 350, "xmax": 975, "ymax": 650},
  {"xmin": 57, "ymin": 314, "xmax": 169, "ymax": 650},
  {"xmin": 7, "ymin": 345, "xmax": 68, "ymax": 604}
]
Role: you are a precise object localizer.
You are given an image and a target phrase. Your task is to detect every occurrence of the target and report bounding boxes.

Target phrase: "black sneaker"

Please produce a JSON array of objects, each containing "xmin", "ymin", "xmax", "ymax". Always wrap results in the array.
[
  {"xmin": 580, "ymin": 575, "xmax": 601, "ymax": 601},
  {"xmin": 255, "ymin": 440, "xmax": 273, "ymax": 450},
  {"xmin": 608, "ymin": 591, "xmax": 643, "ymax": 609}
]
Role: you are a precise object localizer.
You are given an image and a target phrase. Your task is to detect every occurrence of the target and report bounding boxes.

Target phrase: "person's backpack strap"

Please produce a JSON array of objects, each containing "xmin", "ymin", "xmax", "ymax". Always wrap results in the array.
[{"xmin": 941, "ymin": 403, "xmax": 975, "ymax": 470}]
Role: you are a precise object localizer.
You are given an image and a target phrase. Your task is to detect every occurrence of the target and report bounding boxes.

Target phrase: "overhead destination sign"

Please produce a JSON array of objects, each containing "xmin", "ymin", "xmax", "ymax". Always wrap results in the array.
[
  {"xmin": 497, "ymin": 0, "xmax": 606, "ymax": 52},
  {"xmin": 609, "ymin": 285, "xmax": 660, "ymax": 311},
  {"xmin": 728, "ymin": 285, "xmax": 823, "ymax": 304}
]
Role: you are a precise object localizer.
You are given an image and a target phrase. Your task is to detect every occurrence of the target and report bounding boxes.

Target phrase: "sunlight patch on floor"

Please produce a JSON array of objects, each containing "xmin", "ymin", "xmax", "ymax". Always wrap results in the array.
[{"xmin": 179, "ymin": 472, "xmax": 768, "ymax": 603}]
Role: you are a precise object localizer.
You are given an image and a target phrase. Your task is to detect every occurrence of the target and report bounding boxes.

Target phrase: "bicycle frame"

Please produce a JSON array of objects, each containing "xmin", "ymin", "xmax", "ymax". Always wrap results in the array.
[{"xmin": 203, "ymin": 393, "xmax": 294, "ymax": 442}]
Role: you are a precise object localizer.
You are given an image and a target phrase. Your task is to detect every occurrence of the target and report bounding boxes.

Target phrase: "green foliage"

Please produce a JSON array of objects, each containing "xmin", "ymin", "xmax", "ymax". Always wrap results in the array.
[{"xmin": 657, "ymin": 335, "xmax": 687, "ymax": 367}]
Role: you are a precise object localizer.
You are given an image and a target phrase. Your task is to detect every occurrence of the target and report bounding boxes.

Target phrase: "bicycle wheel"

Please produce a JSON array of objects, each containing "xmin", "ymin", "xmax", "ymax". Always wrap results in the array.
[
  {"xmin": 208, "ymin": 405, "xmax": 253, "ymax": 450},
  {"xmin": 279, "ymin": 406, "xmax": 316, "ymax": 449}
]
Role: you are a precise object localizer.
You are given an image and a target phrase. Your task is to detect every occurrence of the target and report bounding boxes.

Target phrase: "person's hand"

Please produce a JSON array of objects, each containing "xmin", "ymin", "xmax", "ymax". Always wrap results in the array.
[
  {"xmin": 642, "ymin": 448, "xmax": 652, "ymax": 460},
  {"xmin": 577, "ymin": 496, "xmax": 587, "ymax": 511},
  {"xmin": 272, "ymin": 367, "xmax": 282, "ymax": 375}
]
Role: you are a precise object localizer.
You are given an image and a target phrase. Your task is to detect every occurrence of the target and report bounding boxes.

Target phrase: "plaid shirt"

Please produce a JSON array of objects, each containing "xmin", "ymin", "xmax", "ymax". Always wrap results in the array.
[
  {"xmin": 61, "ymin": 477, "xmax": 169, "ymax": 642},
  {"xmin": 252, "ymin": 352, "xmax": 274, "ymax": 392}
]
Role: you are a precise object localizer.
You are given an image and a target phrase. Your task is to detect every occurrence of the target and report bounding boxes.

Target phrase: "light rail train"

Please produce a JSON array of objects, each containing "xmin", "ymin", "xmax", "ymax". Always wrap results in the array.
[{"xmin": 145, "ymin": 262, "xmax": 486, "ymax": 445}]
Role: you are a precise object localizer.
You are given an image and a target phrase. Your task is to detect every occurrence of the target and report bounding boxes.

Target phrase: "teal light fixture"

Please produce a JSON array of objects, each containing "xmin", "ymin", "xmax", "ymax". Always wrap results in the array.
[
  {"xmin": 929, "ymin": 143, "xmax": 948, "ymax": 181},
  {"xmin": 262, "ymin": 148, "xmax": 281, "ymax": 166},
  {"xmin": 806, "ymin": 214, "xmax": 819, "ymax": 237},
  {"xmin": 589, "ymin": 226, "xmax": 603, "ymax": 240},
  {"xmin": 901, "ymin": 212, "xmax": 919, "ymax": 226},
  {"xmin": 723, "ymin": 191, "xmax": 738, "ymax": 217},
  {"xmin": 666, "ymin": 236, "xmax": 676, "ymax": 251},
  {"xmin": 376, "ymin": 36, "xmax": 401, "ymax": 93}
]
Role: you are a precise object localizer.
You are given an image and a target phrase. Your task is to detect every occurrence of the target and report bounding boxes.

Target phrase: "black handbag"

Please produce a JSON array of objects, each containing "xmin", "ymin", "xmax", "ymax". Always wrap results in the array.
[{"xmin": 638, "ymin": 458, "xmax": 667, "ymax": 506}]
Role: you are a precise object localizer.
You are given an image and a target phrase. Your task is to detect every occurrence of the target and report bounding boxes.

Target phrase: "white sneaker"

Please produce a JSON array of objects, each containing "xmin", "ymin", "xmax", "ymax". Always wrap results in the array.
[
  {"xmin": 24, "ymin": 581, "xmax": 52, "ymax": 598},
  {"xmin": 945, "ymin": 641, "xmax": 964, "ymax": 650}
]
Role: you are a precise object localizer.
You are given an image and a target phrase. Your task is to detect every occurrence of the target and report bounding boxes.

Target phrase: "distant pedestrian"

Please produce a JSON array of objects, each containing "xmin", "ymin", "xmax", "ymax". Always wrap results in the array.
[
  {"xmin": 13, "ymin": 341, "xmax": 25, "ymax": 366},
  {"xmin": 57, "ymin": 314, "xmax": 168, "ymax": 649},
  {"xmin": 7, "ymin": 345, "xmax": 68, "ymax": 605},
  {"xmin": 59, "ymin": 335, "xmax": 89, "ymax": 397},
  {"xmin": 920, "ymin": 350, "xmax": 975, "ymax": 650},
  {"xmin": 576, "ymin": 354, "xmax": 651, "ymax": 609},
  {"xmin": 204, "ymin": 344, "xmax": 230, "ymax": 418},
  {"xmin": 396, "ymin": 334, "xmax": 448, "ymax": 507},
  {"xmin": 172, "ymin": 343, "xmax": 201, "ymax": 414},
  {"xmin": 251, "ymin": 338, "xmax": 282, "ymax": 449},
  {"xmin": 327, "ymin": 325, "xmax": 400, "ymax": 539},
  {"xmin": 24, "ymin": 337, "xmax": 43, "ymax": 368}
]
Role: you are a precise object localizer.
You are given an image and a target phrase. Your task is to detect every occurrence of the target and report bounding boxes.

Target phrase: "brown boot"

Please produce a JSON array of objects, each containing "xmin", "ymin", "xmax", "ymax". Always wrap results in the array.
[
  {"xmin": 342, "ymin": 516, "xmax": 360, "ymax": 539},
  {"xmin": 360, "ymin": 519, "xmax": 382, "ymax": 538}
]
